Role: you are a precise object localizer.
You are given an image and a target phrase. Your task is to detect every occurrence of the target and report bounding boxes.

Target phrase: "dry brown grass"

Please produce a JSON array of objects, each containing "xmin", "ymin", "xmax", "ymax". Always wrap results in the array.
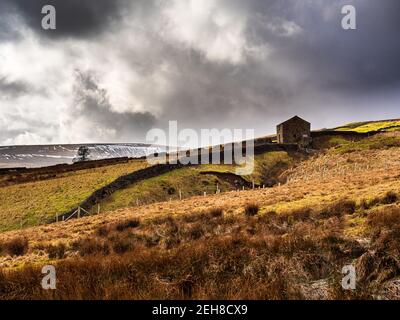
[
  {"xmin": 284, "ymin": 147, "xmax": 400, "ymax": 183},
  {"xmin": 0, "ymin": 146, "xmax": 400, "ymax": 299},
  {"xmin": 46, "ymin": 243, "xmax": 66, "ymax": 260},
  {"xmin": 0, "ymin": 202, "xmax": 356, "ymax": 299},
  {"xmin": 1, "ymin": 200, "xmax": 399, "ymax": 300},
  {"xmin": 114, "ymin": 219, "xmax": 140, "ymax": 232},
  {"xmin": 244, "ymin": 203, "xmax": 259, "ymax": 216},
  {"xmin": 354, "ymin": 205, "xmax": 400, "ymax": 288},
  {"xmin": 71, "ymin": 238, "xmax": 111, "ymax": 257},
  {"xmin": 0, "ymin": 237, "xmax": 29, "ymax": 257},
  {"xmin": 381, "ymin": 191, "xmax": 399, "ymax": 205}
]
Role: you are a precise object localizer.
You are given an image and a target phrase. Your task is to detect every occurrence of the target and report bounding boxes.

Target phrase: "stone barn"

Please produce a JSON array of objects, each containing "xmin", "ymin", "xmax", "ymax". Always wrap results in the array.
[{"xmin": 276, "ymin": 116, "xmax": 311, "ymax": 146}]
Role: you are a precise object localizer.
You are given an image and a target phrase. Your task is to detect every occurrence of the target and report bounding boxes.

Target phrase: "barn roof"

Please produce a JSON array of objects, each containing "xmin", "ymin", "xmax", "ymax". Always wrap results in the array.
[{"xmin": 277, "ymin": 116, "xmax": 310, "ymax": 127}]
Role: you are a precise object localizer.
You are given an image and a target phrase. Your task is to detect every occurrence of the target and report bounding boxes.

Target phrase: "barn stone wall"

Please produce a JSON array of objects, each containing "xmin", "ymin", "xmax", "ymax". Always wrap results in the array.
[{"xmin": 277, "ymin": 117, "xmax": 311, "ymax": 145}]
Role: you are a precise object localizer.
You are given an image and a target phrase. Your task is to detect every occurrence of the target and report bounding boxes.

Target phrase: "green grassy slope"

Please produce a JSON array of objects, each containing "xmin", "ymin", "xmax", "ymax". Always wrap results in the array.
[
  {"xmin": 0, "ymin": 150, "xmax": 298, "ymax": 232},
  {"xmin": 99, "ymin": 151, "xmax": 298, "ymax": 213},
  {"xmin": 0, "ymin": 160, "xmax": 148, "ymax": 232},
  {"xmin": 329, "ymin": 132, "xmax": 400, "ymax": 154},
  {"xmin": 98, "ymin": 166, "xmax": 234, "ymax": 213}
]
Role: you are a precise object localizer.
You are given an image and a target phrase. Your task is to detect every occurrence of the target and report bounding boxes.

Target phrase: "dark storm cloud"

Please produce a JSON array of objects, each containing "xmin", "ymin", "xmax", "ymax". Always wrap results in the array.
[
  {"xmin": 0, "ymin": 18, "xmax": 19, "ymax": 42},
  {"xmin": 0, "ymin": 77, "xmax": 30, "ymax": 98},
  {"xmin": 244, "ymin": 0, "xmax": 400, "ymax": 91},
  {"xmin": 146, "ymin": 46, "xmax": 292, "ymax": 128},
  {"xmin": 168, "ymin": 0, "xmax": 400, "ymax": 126},
  {"xmin": 1, "ymin": 0, "xmax": 400, "ymax": 146},
  {"xmin": 80, "ymin": 0, "xmax": 400, "ymax": 135},
  {"xmin": 1, "ymin": 0, "xmax": 129, "ymax": 39},
  {"xmin": 335, "ymin": 0, "xmax": 400, "ymax": 89},
  {"xmin": 71, "ymin": 70, "xmax": 157, "ymax": 140}
]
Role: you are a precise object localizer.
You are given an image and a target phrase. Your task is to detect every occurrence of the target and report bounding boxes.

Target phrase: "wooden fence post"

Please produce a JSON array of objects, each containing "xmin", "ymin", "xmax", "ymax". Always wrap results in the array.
[
  {"xmin": 97, "ymin": 204, "xmax": 100, "ymax": 214},
  {"xmin": 78, "ymin": 206, "xmax": 81, "ymax": 219}
]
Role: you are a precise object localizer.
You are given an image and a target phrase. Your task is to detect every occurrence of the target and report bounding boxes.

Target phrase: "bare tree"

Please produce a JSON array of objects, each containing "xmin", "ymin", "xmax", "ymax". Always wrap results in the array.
[{"xmin": 73, "ymin": 146, "xmax": 91, "ymax": 162}]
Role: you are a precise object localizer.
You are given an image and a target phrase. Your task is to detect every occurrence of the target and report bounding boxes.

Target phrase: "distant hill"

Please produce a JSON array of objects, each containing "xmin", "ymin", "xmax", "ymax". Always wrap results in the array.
[{"xmin": 0, "ymin": 144, "xmax": 164, "ymax": 169}]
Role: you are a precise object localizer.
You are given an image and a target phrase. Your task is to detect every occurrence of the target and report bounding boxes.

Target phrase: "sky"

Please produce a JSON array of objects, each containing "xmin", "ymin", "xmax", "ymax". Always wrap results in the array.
[{"xmin": 0, "ymin": 0, "xmax": 399, "ymax": 146}]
